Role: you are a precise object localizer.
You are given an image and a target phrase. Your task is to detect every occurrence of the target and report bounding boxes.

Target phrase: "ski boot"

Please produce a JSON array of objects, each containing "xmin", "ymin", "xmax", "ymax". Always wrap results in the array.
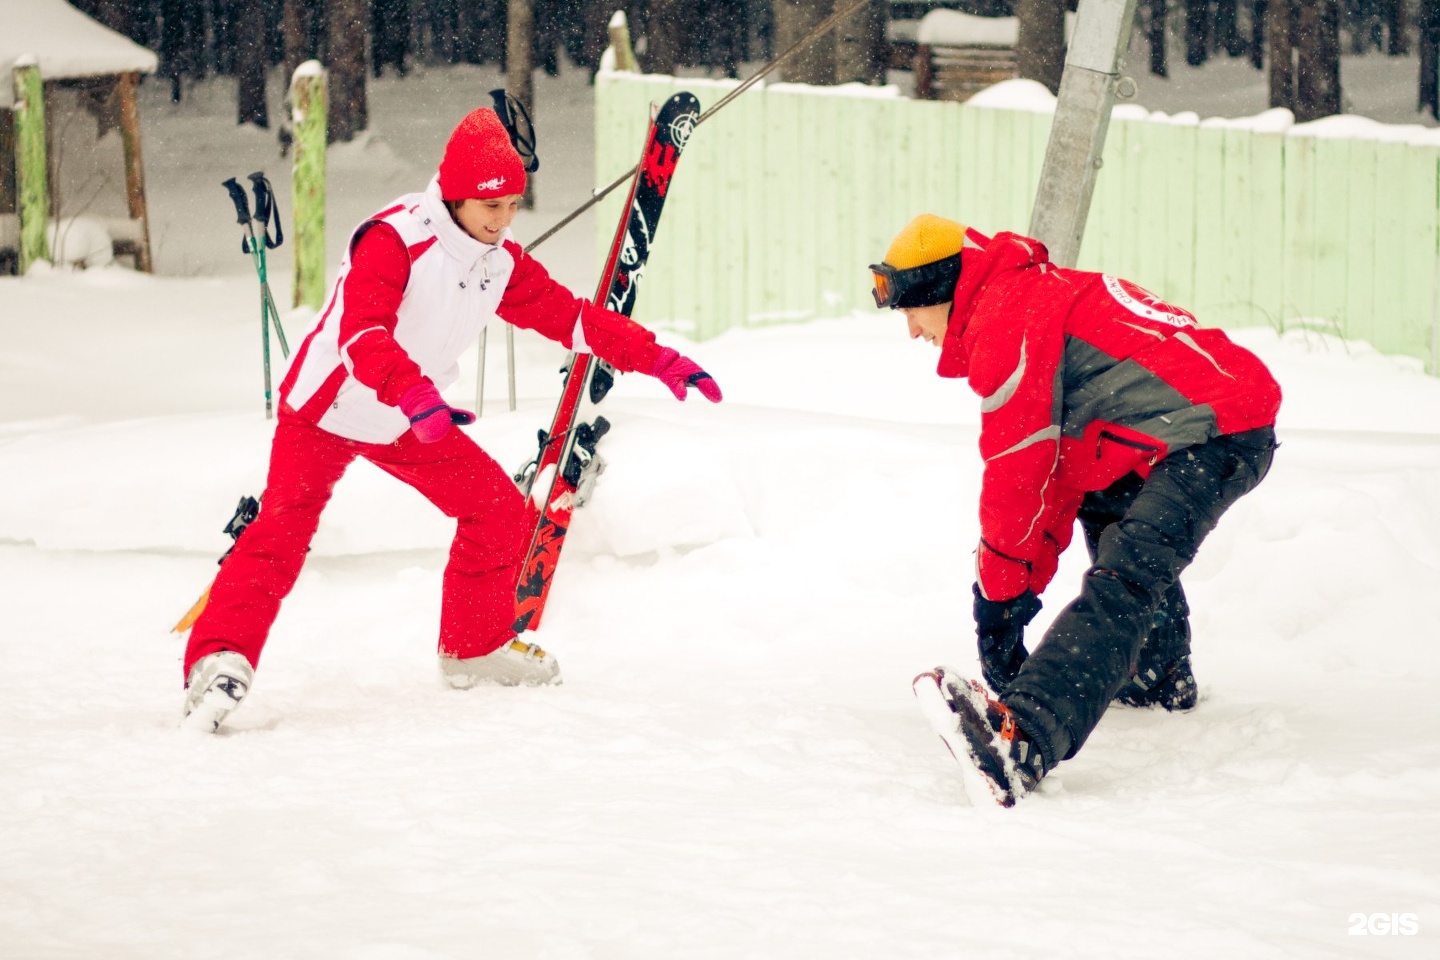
[
  {"xmin": 180, "ymin": 651, "xmax": 253, "ymax": 733},
  {"xmin": 1114, "ymin": 589, "xmax": 1197, "ymax": 711},
  {"xmin": 1114, "ymin": 654, "xmax": 1199, "ymax": 711},
  {"xmin": 913, "ymin": 667, "xmax": 1046, "ymax": 808},
  {"xmin": 440, "ymin": 638, "xmax": 561, "ymax": 689}
]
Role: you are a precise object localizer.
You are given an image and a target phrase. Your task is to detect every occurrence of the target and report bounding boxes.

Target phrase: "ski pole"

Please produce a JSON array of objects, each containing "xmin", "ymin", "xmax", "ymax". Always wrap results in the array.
[
  {"xmin": 487, "ymin": 89, "xmax": 535, "ymax": 412},
  {"xmin": 473, "ymin": 324, "xmax": 520, "ymax": 416},
  {"xmin": 246, "ymin": 172, "xmax": 290, "ymax": 358},
  {"xmin": 523, "ymin": 0, "xmax": 870, "ymax": 255},
  {"xmin": 223, "ymin": 177, "xmax": 276, "ymax": 418},
  {"xmin": 476, "ymin": 326, "xmax": 487, "ymax": 417}
]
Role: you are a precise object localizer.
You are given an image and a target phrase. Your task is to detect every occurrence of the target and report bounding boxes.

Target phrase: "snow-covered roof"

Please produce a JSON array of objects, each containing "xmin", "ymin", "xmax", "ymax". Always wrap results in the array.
[
  {"xmin": 917, "ymin": 9, "xmax": 1077, "ymax": 47},
  {"xmin": 0, "ymin": 0, "xmax": 158, "ymax": 109}
]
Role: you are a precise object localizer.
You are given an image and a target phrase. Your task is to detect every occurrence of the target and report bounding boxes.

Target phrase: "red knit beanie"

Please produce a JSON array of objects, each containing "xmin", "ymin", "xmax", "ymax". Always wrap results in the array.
[{"xmin": 437, "ymin": 107, "xmax": 526, "ymax": 201}]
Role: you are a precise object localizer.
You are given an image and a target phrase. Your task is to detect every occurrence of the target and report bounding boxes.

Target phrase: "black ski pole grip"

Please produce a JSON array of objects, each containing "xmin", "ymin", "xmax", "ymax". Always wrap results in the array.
[
  {"xmin": 247, "ymin": 172, "xmax": 284, "ymax": 249},
  {"xmin": 222, "ymin": 177, "xmax": 251, "ymax": 226}
]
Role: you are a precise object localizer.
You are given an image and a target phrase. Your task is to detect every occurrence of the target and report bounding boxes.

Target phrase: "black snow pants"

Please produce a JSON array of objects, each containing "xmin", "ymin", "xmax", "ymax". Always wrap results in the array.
[
  {"xmin": 1001, "ymin": 426, "xmax": 1277, "ymax": 770},
  {"xmin": 1079, "ymin": 474, "xmax": 1192, "ymax": 685}
]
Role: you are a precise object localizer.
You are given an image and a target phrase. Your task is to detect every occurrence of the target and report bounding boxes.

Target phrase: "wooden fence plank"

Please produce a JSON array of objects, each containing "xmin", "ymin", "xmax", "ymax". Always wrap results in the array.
[
  {"xmin": 1367, "ymin": 140, "xmax": 1409, "ymax": 355},
  {"xmin": 1311, "ymin": 136, "xmax": 1352, "ymax": 337},
  {"xmin": 1248, "ymin": 130, "xmax": 1285, "ymax": 331},
  {"xmin": 1192, "ymin": 125, "xmax": 1227, "ymax": 322},
  {"xmin": 1396, "ymin": 142, "xmax": 1439, "ymax": 364},
  {"xmin": 1281, "ymin": 133, "xmax": 1318, "ymax": 332},
  {"xmin": 1343, "ymin": 137, "xmax": 1378, "ymax": 348},
  {"xmin": 1213, "ymin": 125, "xmax": 1258, "ymax": 328},
  {"xmin": 1159, "ymin": 119, "xmax": 1198, "ymax": 313}
]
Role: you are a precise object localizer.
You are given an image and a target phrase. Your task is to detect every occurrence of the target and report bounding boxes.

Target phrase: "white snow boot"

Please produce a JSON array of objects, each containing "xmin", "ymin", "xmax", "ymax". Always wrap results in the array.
[
  {"xmin": 180, "ymin": 651, "xmax": 254, "ymax": 733},
  {"xmin": 439, "ymin": 638, "xmax": 561, "ymax": 688}
]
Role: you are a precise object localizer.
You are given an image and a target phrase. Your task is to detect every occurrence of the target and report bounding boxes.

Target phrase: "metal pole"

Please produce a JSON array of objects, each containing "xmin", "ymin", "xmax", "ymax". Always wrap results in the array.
[
  {"xmin": 475, "ymin": 326, "xmax": 487, "ymax": 416},
  {"xmin": 506, "ymin": 323, "xmax": 517, "ymax": 411},
  {"xmin": 1027, "ymin": 0, "xmax": 1140, "ymax": 268}
]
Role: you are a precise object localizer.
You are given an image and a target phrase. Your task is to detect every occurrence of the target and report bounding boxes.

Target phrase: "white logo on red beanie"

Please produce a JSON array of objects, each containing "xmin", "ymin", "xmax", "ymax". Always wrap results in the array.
[{"xmin": 476, "ymin": 176, "xmax": 506, "ymax": 192}]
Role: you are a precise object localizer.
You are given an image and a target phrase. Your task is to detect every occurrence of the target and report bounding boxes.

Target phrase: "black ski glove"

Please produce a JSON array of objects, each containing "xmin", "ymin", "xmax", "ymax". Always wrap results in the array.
[{"xmin": 974, "ymin": 583, "xmax": 1042, "ymax": 693}]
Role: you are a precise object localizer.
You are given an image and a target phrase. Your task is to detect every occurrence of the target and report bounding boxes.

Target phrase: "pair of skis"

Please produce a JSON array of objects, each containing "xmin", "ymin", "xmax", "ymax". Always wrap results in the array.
[
  {"xmin": 173, "ymin": 91, "xmax": 700, "ymax": 637},
  {"xmin": 511, "ymin": 91, "xmax": 699, "ymax": 633}
]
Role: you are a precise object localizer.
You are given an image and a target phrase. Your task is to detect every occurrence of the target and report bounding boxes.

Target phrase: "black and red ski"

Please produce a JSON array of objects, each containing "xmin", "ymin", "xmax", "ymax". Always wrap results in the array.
[{"xmin": 512, "ymin": 91, "xmax": 700, "ymax": 633}]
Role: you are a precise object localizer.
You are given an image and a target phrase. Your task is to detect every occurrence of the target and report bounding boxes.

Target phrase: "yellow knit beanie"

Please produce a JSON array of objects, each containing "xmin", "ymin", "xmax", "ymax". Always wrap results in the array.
[
  {"xmin": 870, "ymin": 214, "xmax": 966, "ymax": 309},
  {"xmin": 884, "ymin": 214, "xmax": 967, "ymax": 270}
]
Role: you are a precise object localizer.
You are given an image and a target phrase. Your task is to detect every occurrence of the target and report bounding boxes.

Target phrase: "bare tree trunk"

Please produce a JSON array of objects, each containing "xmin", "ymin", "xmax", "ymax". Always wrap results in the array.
[
  {"xmin": 1184, "ymin": 0, "xmax": 1209, "ymax": 65},
  {"xmin": 834, "ymin": 0, "xmax": 887, "ymax": 84},
  {"xmin": 81, "ymin": 0, "xmax": 134, "ymax": 38},
  {"xmin": 212, "ymin": 1, "xmax": 239, "ymax": 76},
  {"xmin": 467, "ymin": 0, "xmax": 505, "ymax": 66},
  {"xmin": 507, "ymin": 0, "xmax": 535, "ymax": 207},
  {"xmin": 327, "ymin": 0, "xmax": 368, "ymax": 143},
  {"xmin": 1148, "ymin": 0, "xmax": 1169, "ymax": 77},
  {"xmin": 1268, "ymin": 0, "xmax": 1294, "ymax": 109},
  {"xmin": 774, "ymin": 0, "xmax": 837, "ymax": 85},
  {"xmin": 160, "ymin": 0, "xmax": 205, "ymax": 102},
  {"xmin": 695, "ymin": 0, "xmax": 750, "ymax": 78},
  {"xmin": 284, "ymin": 0, "xmax": 322, "ymax": 83},
  {"xmin": 371, "ymin": 0, "xmax": 412, "ymax": 76},
  {"xmin": 1386, "ymin": 0, "xmax": 1409, "ymax": 56},
  {"xmin": 1422, "ymin": 0, "xmax": 1440, "ymax": 119},
  {"xmin": 1215, "ymin": 0, "xmax": 1244, "ymax": 56},
  {"xmin": 646, "ymin": 0, "xmax": 686, "ymax": 75},
  {"xmin": 1016, "ymin": 0, "xmax": 1066, "ymax": 95},
  {"xmin": 1251, "ymin": 0, "xmax": 1267, "ymax": 69},
  {"xmin": 238, "ymin": 0, "xmax": 271, "ymax": 128},
  {"xmin": 1294, "ymin": 0, "xmax": 1340, "ymax": 121}
]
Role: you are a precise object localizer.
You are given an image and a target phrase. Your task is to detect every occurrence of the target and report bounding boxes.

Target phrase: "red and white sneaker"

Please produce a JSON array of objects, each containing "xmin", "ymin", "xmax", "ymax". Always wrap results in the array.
[{"xmin": 913, "ymin": 667, "xmax": 1046, "ymax": 808}]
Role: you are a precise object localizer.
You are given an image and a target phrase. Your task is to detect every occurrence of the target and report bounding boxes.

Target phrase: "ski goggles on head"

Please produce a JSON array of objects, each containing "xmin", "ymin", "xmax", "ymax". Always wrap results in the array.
[
  {"xmin": 489, "ymin": 88, "xmax": 539, "ymax": 173},
  {"xmin": 869, "ymin": 254, "xmax": 962, "ymax": 309}
]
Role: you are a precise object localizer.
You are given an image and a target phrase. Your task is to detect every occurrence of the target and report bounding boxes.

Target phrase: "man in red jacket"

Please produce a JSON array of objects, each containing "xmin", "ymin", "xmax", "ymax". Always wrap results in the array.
[
  {"xmin": 180, "ymin": 106, "xmax": 722, "ymax": 733},
  {"xmin": 873, "ymin": 215, "xmax": 1280, "ymax": 807}
]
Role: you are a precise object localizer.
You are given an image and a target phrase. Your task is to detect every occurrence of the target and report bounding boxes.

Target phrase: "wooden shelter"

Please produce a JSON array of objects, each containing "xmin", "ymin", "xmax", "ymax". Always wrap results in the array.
[
  {"xmin": 0, "ymin": 0, "xmax": 158, "ymax": 272},
  {"xmin": 913, "ymin": 9, "xmax": 1075, "ymax": 103}
]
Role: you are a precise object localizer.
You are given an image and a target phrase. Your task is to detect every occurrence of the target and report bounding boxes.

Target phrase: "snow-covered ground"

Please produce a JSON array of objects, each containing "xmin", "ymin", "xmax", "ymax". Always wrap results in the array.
[{"xmin": 3, "ymin": 47, "xmax": 1440, "ymax": 959}]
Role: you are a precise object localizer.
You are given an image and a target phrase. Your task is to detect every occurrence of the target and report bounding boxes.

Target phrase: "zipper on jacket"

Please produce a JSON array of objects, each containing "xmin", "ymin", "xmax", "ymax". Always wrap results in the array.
[{"xmin": 1097, "ymin": 429, "xmax": 1161, "ymax": 464}]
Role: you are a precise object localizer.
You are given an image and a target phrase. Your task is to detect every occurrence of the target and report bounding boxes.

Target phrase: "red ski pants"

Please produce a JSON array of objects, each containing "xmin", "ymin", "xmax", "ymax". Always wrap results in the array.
[{"xmin": 183, "ymin": 413, "xmax": 528, "ymax": 678}]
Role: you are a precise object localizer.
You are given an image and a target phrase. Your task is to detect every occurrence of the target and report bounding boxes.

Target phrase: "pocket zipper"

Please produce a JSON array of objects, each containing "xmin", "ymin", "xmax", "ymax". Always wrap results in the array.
[{"xmin": 1098, "ymin": 429, "xmax": 1161, "ymax": 464}]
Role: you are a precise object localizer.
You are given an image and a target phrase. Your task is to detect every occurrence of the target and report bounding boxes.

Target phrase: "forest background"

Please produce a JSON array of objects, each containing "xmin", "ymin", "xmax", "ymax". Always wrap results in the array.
[{"xmin": 61, "ymin": 0, "xmax": 1440, "ymax": 145}]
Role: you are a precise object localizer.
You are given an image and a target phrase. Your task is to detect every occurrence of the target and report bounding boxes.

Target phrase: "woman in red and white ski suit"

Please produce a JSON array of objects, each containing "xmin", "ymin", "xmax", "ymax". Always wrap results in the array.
[{"xmin": 180, "ymin": 107, "xmax": 720, "ymax": 731}]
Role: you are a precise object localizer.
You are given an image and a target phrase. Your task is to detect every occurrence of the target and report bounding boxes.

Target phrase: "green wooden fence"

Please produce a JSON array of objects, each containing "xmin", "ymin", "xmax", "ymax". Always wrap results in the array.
[{"xmin": 595, "ymin": 71, "xmax": 1440, "ymax": 373}]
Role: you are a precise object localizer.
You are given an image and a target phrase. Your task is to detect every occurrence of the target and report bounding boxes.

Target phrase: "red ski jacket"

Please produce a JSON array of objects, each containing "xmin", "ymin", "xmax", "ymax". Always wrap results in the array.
[
  {"xmin": 281, "ymin": 180, "xmax": 662, "ymax": 443},
  {"xmin": 935, "ymin": 231, "xmax": 1281, "ymax": 603}
]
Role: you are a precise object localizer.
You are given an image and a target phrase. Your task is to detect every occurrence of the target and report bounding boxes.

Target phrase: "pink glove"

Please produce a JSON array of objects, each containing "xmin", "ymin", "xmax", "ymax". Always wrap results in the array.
[
  {"xmin": 399, "ymin": 383, "xmax": 475, "ymax": 443},
  {"xmin": 649, "ymin": 347, "xmax": 722, "ymax": 403}
]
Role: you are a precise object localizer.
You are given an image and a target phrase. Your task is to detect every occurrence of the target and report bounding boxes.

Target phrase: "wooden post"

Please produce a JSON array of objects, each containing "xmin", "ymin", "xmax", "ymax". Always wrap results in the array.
[
  {"xmin": 914, "ymin": 43, "xmax": 934, "ymax": 98},
  {"xmin": 116, "ymin": 72, "xmax": 153, "ymax": 273},
  {"xmin": 291, "ymin": 61, "xmax": 328, "ymax": 309},
  {"xmin": 607, "ymin": 10, "xmax": 640, "ymax": 72},
  {"xmin": 12, "ymin": 59, "xmax": 49, "ymax": 273},
  {"xmin": 507, "ymin": 0, "xmax": 535, "ymax": 208}
]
